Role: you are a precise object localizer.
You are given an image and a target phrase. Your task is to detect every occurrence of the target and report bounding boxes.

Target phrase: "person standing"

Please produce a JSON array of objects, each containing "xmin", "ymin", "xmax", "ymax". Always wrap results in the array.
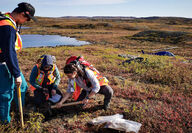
[{"xmin": 0, "ymin": 2, "xmax": 36, "ymax": 123}]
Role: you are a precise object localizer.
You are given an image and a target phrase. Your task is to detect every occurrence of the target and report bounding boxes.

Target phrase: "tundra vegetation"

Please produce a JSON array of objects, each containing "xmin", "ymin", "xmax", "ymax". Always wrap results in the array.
[{"xmin": 1, "ymin": 17, "xmax": 192, "ymax": 133}]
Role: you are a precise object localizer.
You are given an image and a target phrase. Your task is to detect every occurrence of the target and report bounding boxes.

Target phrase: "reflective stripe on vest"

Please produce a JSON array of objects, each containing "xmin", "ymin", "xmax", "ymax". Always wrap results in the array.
[
  {"xmin": 86, "ymin": 67, "xmax": 109, "ymax": 86},
  {"xmin": 35, "ymin": 64, "xmax": 56, "ymax": 86},
  {"xmin": 0, "ymin": 13, "xmax": 22, "ymax": 53},
  {"xmin": 72, "ymin": 81, "xmax": 81, "ymax": 101}
]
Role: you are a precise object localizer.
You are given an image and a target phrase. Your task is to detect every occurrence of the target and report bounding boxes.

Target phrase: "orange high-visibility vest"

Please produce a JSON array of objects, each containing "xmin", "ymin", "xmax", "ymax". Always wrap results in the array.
[
  {"xmin": 0, "ymin": 13, "xmax": 22, "ymax": 53},
  {"xmin": 82, "ymin": 67, "xmax": 109, "ymax": 86},
  {"xmin": 89, "ymin": 67, "xmax": 109, "ymax": 86},
  {"xmin": 72, "ymin": 67, "xmax": 109, "ymax": 100},
  {"xmin": 35, "ymin": 64, "xmax": 56, "ymax": 86},
  {"xmin": 72, "ymin": 81, "xmax": 81, "ymax": 101},
  {"xmin": 31, "ymin": 64, "xmax": 56, "ymax": 100}
]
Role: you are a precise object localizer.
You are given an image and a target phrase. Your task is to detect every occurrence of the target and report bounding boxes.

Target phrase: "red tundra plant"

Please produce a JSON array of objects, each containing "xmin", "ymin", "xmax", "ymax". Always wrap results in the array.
[
  {"xmin": 115, "ymin": 86, "xmax": 191, "ymax": 133},
  {"xmin": 139, "ymin": 92, "xmax": 191, "ymax": 133}
]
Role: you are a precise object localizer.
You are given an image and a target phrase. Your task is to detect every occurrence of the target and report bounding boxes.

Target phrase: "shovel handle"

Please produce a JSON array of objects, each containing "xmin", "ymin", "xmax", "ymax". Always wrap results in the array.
[
  {"xmin": 51, "ymin": 101, "xmax": 82, "ymax": 109},
  {"xmin": 17, "ymin": 87, "xmax": 24, "ymax": 128}
]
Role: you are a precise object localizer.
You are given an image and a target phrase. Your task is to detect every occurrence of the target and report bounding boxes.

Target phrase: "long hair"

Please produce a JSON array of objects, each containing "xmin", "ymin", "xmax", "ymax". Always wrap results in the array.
[{"xmin": 63, "ymin": 63, "xmax": 78, "ymax": 74}]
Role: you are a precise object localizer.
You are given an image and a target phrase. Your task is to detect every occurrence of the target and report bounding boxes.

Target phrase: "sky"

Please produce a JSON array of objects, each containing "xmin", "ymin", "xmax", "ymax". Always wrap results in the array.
[{"xmin": 0, "ymin": 0, "xmax": 192, "ymax": 18}]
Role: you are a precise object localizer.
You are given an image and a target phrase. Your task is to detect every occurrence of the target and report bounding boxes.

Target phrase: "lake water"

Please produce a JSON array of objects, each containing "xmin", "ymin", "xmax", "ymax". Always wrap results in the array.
[
  {"xmin": 20, "ymin": 26, "xmax": 31, "ymax": 29},
  {"xmin": 21, "ymin": 34, "xmax": 90, "ymax": 48}
]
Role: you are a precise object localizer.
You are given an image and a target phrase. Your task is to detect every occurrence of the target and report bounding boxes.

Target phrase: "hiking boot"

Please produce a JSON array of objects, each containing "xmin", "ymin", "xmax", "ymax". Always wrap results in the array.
[
  {"xmin": 103, "ymin": 103, "xmax": 110, "ymax": 111},
  {"xmin": 103, "ymin": 99, "xmax": 111, "ymax": 111}
]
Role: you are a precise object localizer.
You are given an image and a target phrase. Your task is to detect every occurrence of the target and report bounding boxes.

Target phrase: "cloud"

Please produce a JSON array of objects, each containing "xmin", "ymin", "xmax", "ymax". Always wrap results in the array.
[{"xmin": 40, "ymin": 0, "xmax": 129, "ymax": 6}]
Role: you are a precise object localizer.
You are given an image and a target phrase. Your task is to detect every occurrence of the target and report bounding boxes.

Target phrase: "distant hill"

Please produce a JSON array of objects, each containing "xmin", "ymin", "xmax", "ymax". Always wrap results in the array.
[
  {"xmin": 61, "ymin": 16, "xmax": 136, "ymax": 19},
  {"xmin": 59, "ymin": 16, "xmax": 192, "ymax": 24},
  {"xmin": 60, "ymin": 16, "xmax": 192, "ymax": 20},
  {"xmin": 141, "ymin": 16, "xmax": 192, "ymax": 20}
]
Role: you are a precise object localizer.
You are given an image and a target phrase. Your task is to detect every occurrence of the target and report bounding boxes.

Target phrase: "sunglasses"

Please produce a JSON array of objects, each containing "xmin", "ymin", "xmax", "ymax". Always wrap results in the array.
[{"xmin": 24, "ymin": 12, "xmax": 31, "ymax": 21}]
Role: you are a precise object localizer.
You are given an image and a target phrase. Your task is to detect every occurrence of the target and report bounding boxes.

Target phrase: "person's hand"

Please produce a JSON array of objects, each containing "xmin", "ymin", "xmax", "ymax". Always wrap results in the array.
[
  {"xmin": 55, "ymin": 101, "xmax": 63, "ymax": 108},
  {"xmin": 82, "ymin": 98, "xmax": 89, "ymax": 104},
  {"xmin": 82, "ymin": 98, "xmax": 93, "ymax": 109},
  {"xmin": 51, "ymin": 89, "xmax": 56, "ymax": 96},
  {"xmin": 15, "ymin": 76, "xmax": 22, "ymax": 88}
]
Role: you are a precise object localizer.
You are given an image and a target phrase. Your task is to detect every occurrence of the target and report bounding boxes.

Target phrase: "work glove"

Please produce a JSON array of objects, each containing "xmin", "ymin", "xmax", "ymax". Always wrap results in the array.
[{"xmin": 15, "ymin": 76, "xmax": 22, "ymax": 88}]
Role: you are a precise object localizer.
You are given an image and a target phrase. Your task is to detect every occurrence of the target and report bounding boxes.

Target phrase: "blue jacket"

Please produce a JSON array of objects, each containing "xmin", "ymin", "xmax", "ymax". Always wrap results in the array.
[
  {"xmin": 154, "ymin": 51, "xmax": 175, "ymax": 56},
  {"xmin": 0, "ymin": 21, "xmax": 20, "ymax": 78},
  {"xmin": 29, "ymin": 55, "xmax": 61, "ymax": 90},
  {"xmin": 142, "ymin": 50, "xmax": 175, "ymax": 57}
]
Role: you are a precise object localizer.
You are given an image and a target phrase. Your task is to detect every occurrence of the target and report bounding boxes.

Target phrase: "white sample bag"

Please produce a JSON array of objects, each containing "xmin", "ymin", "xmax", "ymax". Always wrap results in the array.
[{"xmin": 89, "ymin": 114, "xmax": 142, "ymax": 133}]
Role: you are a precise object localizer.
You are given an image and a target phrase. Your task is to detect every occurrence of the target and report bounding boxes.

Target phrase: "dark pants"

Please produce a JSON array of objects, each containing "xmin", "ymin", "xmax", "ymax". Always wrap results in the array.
[
  {"xmin": 33, "ymin": 87, "xmax": 62, "ymax": 107},
  {"xmin": 77, "ymin": 85, "xmax": 113, "ymax": 105}
]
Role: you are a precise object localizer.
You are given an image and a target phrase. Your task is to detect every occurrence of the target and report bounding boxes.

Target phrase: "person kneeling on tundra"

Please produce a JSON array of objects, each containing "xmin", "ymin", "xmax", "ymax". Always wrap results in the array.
[
  {"xmin": 29, "ymin": 55, "xmax": 62, "ymax": 111},
  {"xmin": 56, "ymin": 56, "xmax": 113, "ymax": 110}
]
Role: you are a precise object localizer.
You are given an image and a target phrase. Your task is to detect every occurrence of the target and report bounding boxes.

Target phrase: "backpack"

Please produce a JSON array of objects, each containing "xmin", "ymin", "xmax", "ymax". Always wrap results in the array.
[
  {"xmin": 0, "ymin": 13, "xmax": 6, "ymax": 21},
  {"xmin": 66, "ymin": 55, "xmax": 100, "ymax": 78}
]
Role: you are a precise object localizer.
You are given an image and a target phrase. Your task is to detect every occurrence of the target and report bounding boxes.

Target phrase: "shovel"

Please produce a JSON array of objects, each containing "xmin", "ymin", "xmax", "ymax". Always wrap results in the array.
[
  {"xmin": 51, "ymin": 101, "xmax": 82, "ymax": 109},
  {"xmin": 17, "ymin": 87, "xmax": 24, "ymax": 128}
]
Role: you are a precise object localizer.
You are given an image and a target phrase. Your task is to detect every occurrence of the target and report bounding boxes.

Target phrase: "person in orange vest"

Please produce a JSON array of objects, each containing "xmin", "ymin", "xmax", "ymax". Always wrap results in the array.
[
  {"xmin": 0, "ymin": 2, "xmax": 36, "ymax": 123},
  {"xmin": 29, "ymin": 55, "xmax": 62, "ymax": 113},
  {"xmin": 56, "ymin": 62, "xmax": 113, "ymax": 110}
]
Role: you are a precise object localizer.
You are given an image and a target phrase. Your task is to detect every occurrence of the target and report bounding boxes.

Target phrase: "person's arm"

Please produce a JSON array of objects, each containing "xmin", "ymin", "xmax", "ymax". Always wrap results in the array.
[
  {"xmin": 81, "ymin": 68, "xmax": 100, "ymax": 104},
  {"xmin": 1, "ymin": 26, "xmax": 21, "ymax": 78},
  {"xmin": 29, "ymin": 65, "xmax": 42, "ymax": 89},
  {"xmin": 55, "ymin": 79, "xmax": 74, "ymax": 108},
  {"xmin": 86, "ymin": 91, "xmax": 96, "ymax": 99},
  {"xmin": 85, "ymin": 68, "xmax": 100, "ymax": 95},
  {"xmin": 1, "ymin": 26, "xmax": 22, "ymax": 88},
  {"xmin": 52, "ymin": 65, "xmax": 60, "ymax": 89},
  {"xmin": 56, "ymin": 92, "xmax": 71, "ymax": 107}
]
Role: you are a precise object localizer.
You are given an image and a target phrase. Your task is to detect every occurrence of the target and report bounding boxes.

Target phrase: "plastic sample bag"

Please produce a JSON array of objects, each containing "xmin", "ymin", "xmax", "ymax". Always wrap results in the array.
[
  {"xmin": 89, "ymin": 114, "xmax": 142, "ymax": 133},
  {"xmin": 48, "ymin": 94, "xmax": 61, "ymax": 103}
]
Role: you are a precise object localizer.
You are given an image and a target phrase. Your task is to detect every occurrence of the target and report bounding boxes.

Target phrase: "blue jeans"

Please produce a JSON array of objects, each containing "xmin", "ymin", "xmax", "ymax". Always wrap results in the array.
[
  {"xmin": 0, "ymin": 64, "xmax": 28, "ymax": 123},
  {"xmin": 0, "ymin": 64, "xmax": 14, "ymax": 123}
]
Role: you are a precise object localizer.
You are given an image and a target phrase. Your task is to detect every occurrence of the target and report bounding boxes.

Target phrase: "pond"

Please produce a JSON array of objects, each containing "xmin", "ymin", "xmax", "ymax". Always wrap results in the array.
[
  {"xmin": 21, "ymin": 34, "xmax": 90, "ymax": 48},
  {"xmin": 20, "ymin": 26, "xmax": 31, "ymax": 29}
]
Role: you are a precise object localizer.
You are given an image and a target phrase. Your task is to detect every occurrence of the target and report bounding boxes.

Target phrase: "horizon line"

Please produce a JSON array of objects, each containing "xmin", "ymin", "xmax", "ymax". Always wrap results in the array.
[{"xmin": 36, "ymin": 15, "xmax": 192, "ymax": 19}]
